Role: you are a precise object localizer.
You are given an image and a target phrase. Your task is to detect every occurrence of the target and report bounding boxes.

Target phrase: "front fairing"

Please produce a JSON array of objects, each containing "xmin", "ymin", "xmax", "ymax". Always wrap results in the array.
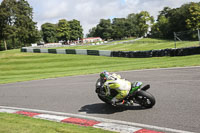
[{"xmin": 130, "ymin": 81, "xmax": 143, "ymax": 94}]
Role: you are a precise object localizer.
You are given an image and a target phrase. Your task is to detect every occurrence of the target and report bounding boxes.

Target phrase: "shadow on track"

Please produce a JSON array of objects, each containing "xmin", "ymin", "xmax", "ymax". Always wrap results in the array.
[{"xmin": 79, "ymin": 103, "xmax": 148, "ymax": 114}]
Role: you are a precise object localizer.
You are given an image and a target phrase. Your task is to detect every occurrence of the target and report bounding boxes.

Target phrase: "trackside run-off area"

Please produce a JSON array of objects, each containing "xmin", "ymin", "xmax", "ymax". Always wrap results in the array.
[
  {"xmin": 0, "ymin": 107, "xmax": 168, "ymax": 133},
  {"xmin": 0, "ymin": 105, "xmax": 197, "ymax": 133}
]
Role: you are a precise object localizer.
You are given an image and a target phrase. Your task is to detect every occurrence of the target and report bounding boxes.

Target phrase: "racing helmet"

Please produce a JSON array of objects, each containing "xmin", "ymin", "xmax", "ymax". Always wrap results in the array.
[{"xmin": 100, "ymin": 71, "xmax": 110, "ymax": 80}]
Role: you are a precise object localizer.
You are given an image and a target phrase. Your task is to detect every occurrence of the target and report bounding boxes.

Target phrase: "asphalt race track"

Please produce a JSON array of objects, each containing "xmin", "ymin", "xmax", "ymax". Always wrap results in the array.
[{"xmin": 0, "ymin": 66, "xmax": 200, "ymax": 132}]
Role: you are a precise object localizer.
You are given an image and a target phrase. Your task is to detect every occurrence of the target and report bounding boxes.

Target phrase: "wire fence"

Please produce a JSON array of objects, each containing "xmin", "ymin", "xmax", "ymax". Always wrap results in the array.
[{"xmin": 174, "ymin": 29, "xmax": 200, "ymax": 48}]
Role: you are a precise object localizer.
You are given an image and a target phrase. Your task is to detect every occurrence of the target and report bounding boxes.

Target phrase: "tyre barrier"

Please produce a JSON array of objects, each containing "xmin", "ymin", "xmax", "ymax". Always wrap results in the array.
[{"xmin": 21, "ymin": 46, "xmax": 200, "ymax": 58}]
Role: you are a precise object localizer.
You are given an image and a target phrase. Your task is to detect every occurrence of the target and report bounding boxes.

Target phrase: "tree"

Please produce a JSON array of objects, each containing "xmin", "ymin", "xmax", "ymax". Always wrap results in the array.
[
  {"xmin": 112, "ymin": 18, "xmax": 126, "ymax": 40},
  {"xmin": 87, "ymin": 11, "xmax": 154, "ymax": 40},
  {"xmin": 87, "ymin": 27, "xmax": 97, "ymax": 38},
  {"xmin": 126, "ymin": 13, "xmax": 139, "ymax": 37},
  {"xmin": 0, "ymin": 0, "xmax": 17, "ymax": 50},
  {"xmin": 135, "ymin": 11, "xmax": 154, "ymax": 37},
  {"xmin": 185, "ymin": 2, "xmax": 200, "ymax": 31},
  {"xmin": 151, "ymin": 15, "xmax": 170, "ymax": 38},
  {"xmin": 150, "ymin": 2, "xmax": 200, "ymax": 39},
  {"xmin": 41, "ymin": 23, "xmax": 57, "ymax": 43},
  {"xmin": 96, "ymin": 19, "xmax": 113, "ymax": 40},
  {"xmin": 157, "ymin": 7, "xmax": 172, "ymax": 20},
  {"xmin": 0, "ymin": 0, "xmax": 40, "ymax": 50},
  {"xmin": 87, "ymin": 19, "xmax": 113, "ymax": 40},
  {"xmin": 56, "ymin": 19, "xmax": 70, "ymax": 42},
  {"xmin": 69, "ymin": 19, "xmax": 83, "ymax": 41},
  {"xmin": 15, "ymin": 0, "xmax": 40, "ymax": 46}
]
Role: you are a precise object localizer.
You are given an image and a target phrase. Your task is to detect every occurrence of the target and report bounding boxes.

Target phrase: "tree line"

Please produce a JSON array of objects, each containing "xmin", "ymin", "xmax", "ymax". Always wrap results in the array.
[
  {"xmin": 87, "ymin": 11, "xmax": 154, "ymax": 40},
  {"xmin": 87, "ymin": 2, "xmax": 200, "ymax": 40},
  {"xmin": 0, "ymin": 0, "xmax": 83, "ymax": 51},
  {"xmin": 0, "ymin": 0, "xmax": 200, "ymax": 51},
  {"xmin": 41, "ymin": 19, "xmax": 83, "ymax": 44},
  {"xmin": 0, "ymin": 0, "xmax": 40, "ymax": 50},
  {"xmin": 151, "ymin": 2, "xmax": 200, "ymax": 40}
]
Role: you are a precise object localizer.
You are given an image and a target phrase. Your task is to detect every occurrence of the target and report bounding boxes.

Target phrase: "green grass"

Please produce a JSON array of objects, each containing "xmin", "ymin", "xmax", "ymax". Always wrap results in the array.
[
  {"xmin": 0, "ymin": 49, "xmax": 200, "ymax": 84},
  {"xmin": 0, "ymin": 113, "xmax": 114, "ymax": 133},
  {"xmin": 56, "ymin": 38, "xmax": 199, "ymax": 51}
]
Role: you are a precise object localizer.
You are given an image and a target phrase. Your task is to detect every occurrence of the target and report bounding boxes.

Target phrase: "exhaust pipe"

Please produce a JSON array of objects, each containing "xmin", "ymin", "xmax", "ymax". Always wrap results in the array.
[{"xmin": 141, "ymin": 84, "xmax": 150, "ymax": 91}]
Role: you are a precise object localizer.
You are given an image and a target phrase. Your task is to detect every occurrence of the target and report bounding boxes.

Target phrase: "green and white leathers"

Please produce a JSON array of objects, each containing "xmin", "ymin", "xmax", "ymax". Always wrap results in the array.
[{"xmin": 104, "ymin": 73, "xmax": 131, "ymax": 104}]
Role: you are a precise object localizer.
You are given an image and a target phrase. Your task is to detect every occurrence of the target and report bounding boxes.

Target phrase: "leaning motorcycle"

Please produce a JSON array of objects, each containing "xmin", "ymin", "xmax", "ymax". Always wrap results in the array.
[{"xmin": 95, "ymin": 78, "xmax": 156, "ymax": 108}]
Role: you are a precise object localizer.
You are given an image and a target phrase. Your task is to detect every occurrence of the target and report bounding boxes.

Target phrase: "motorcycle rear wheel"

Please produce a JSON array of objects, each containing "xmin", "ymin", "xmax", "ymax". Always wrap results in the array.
[{"xmin": 135, "ymin": 90, "xmax": 155, "ymax": 108}]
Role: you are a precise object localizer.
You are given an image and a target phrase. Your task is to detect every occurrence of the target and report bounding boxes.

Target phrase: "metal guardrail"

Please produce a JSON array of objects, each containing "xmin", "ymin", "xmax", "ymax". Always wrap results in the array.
[{"xmin": 21, "ymin": 46, "xmax": 200, "ymax": 58}]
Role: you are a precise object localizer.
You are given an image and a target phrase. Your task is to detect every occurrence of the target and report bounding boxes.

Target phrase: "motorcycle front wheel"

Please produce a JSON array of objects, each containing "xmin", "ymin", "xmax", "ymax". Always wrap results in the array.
[
  {"xmin": 135, "ymin": 90, "xmax": 156, "ymax": 108},
  {"xmin": 98, "ymin": 94, "xmax": 111, "ymax": 105}
]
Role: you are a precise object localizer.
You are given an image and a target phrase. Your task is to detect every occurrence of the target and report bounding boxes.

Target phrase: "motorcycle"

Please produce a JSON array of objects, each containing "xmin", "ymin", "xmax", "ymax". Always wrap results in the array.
[{"xmin": 95, "ymin": 78, "xmax": 156, "ymax": 108}]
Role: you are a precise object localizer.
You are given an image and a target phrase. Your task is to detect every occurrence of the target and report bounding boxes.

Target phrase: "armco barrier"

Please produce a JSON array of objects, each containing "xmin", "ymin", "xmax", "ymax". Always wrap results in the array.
[
  {"xmin": 76, "ymin": 49, "xmax": 87, "ymax": 55},
  {"xmin": 40, "ymin": 49, "xmax": 48, "ymax": 53},
  {"xmin": 66, "ymin": 49, "xmax": 76, "ymax": 54},
  {"xmin": 99, "ymin": 50, "xmax": 111, "ymax": 57},
  {"xmin": 87, "ymin": 50, "xmax": 99, "ymax": 56},
  {"xmin": 21, "ymin": 46, "xmax": 200, "ymax": 58},
  {"xmin": 48, "ymin": 49, "xmax": 57, "ymax": 54},
  {"xmin": 56, "ymin": 49, "xmax": 66, "ymax": 54},
  {"xmin": 27, "ymin": 48, "xmax": 33, "ymax": 53},
  {"xmin": 21, "ymin": 48, "xmax": 27, "ymax": 52},
  {"xmin": 33, "ymin": 49, "xmax": 40, "ymax": 53}
]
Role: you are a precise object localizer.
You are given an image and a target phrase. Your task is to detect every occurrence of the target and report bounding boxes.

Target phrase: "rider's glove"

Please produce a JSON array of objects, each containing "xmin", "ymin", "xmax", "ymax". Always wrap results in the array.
[{"xmin": 105, "ymin": 86, "xmax": 110, "ymax": 96}]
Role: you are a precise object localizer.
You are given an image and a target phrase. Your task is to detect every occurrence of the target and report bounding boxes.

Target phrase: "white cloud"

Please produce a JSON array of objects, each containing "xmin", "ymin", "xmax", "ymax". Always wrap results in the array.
[{"xmin": 1, "ymin": 0, "xmax": 199, "ymax": 36}]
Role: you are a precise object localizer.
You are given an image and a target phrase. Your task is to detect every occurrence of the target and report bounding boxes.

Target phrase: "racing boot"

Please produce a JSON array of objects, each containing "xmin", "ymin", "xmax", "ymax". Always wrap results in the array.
[
  {"xmin": 116, "ymin": 100, "xmax": 125, "ymax": 105},
  {"xmin": 124, "ymin": 100, "xmax": 134, "ymax": 106},
  {"xmin": 124, "ymin": 101, "xmax": 131, "ymax": 106},
  {"xmin": 111, "ymin": 98, "xmax": 125, "ymax": 106}
]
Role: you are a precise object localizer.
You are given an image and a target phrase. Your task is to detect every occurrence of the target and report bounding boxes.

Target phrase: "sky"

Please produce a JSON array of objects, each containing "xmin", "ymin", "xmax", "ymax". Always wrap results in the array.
[{"xmin": 0, "ymin": 0, "xmax": 199, "ymax": 36}]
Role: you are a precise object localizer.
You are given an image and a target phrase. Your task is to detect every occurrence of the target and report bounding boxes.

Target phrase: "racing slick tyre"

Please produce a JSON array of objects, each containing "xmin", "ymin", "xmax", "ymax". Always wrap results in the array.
[{"xmin": 98, "ymin": 94, "xmax": 111, "ymax": 105}]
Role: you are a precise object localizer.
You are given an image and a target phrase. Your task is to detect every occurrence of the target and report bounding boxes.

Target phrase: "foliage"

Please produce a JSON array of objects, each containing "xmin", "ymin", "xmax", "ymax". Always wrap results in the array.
[
  {"xmin": 0, "ymin": 0, "xmax": 83, "ymax": 49},
  {"xmin": 112, "ymin": 18, "xmax": 127, "ymax": 39},
  {"xmin": 69, "ymin": 19, "xmax": 83, "ymax": 40},
  {"xmin": 15, "ymin": 0, "xmax": 40, "ymax": 46},
  {"xmin": 185, "ymin": 2, "xmax": 200, "ymax": 39},
  {"xmin": 0, "ymin": 0, "xmax": 40, "ymax": 50},
  {"xmin": 87, "ymin": 2, "xmax": 200, "ymax": 41},
  {"xmin": 150, "ymin": 2, "xmax": 200, "ymax": 39},
  {"xmin": 87, "ymin": 11, "xmax": 154, "ymax": 40},
  {"xmin": 135, "ymin": 11, "xmax": 154, "ymax": 37},
  {"xmin": 41, "ymin": 23, "xmax": 57, "ymax": 43},
  {"xmin": 41, "ymin": 19, "xmax": 83, "ymax": 43},
  {"xmin": 126, "ymin": 13, "xmax": 139, "ymax": 37},
  {"xmin": 87, "ymin": 19, "xmax": 113, "ymax": 40},
  {"xmin": 87, "ymin": 27, "xmax": 97, "ymax": 38},
  {"xmin": 56, "ymin": 19, "xmax": 70, "ymax": 42},
  {"xmin": 151, "ymin": 15, "xmax": 169, "ymax": 38}
]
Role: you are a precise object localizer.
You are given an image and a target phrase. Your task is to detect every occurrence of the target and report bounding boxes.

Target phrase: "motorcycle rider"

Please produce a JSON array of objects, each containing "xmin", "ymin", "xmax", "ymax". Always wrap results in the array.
[{"xmin": 100, "ymin": 71, "xmax": 132, "ymax": 106}]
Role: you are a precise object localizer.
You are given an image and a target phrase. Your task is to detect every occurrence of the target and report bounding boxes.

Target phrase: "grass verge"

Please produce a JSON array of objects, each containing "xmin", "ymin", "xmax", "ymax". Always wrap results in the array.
[
  {"xmin": 55, "ymin": 38, "xmax": 199, "ymax": 51},
  {"xmin": 0, "ymin": 113, "xmax": 114, "ymax": 133},
  {"xmin": 0, "ymin": 49, "xmax": 200, "ymax": 84}
]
